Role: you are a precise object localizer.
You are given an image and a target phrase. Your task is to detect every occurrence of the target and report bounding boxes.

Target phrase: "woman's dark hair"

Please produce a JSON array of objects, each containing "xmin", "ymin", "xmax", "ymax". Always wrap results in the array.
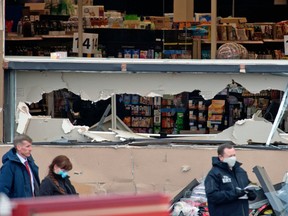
[
  {"xmin": 49, "ymin": 155, "xmax": 73, "ymax": 172},
  {"xmin": 48, "ymin": 155, "xmax": 73, "ymax": 194}
]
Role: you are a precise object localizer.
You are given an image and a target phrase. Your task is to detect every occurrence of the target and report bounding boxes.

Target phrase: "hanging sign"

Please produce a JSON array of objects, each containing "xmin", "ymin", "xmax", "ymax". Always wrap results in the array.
[
  {"xmin": 73, "ymin": 33, "xmax": 98, "ymax": 54},
  {"xmin": 284, "ymin": 35, "xmax": 288, "ymax": 55}
]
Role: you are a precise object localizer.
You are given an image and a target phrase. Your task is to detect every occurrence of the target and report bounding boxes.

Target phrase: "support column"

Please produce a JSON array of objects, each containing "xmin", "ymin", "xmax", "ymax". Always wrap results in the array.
[
  {"xmin": 210, "ymin": 0, "xmax": 217, "ymax": 59},
  {"xmin": 0, "ymin": 0, "xmax": 5, "ymax": 143},
  {"xmin": 111, "ymin": 94, "xmax": 117, "ymax": 130},
  {"xmin": 266, "ymin": 83, "xmax": 288, "ymax": 146},
  {"xmin": 77, "ymin": 0, "xmax": 83, "ymax": 57}
]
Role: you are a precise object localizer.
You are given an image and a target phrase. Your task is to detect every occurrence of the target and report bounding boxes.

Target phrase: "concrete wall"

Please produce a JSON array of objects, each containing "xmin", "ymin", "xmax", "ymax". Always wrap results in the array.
[{"xmin": 0, "ymin": 145, "xmax": 286, "ymax": 198}]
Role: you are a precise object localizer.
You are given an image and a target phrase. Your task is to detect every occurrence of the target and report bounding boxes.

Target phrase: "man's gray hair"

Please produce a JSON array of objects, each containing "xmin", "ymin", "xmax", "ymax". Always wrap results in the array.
[{"xmin": 13, "ymin": 134, "xmax": 33, "ymax": 148}]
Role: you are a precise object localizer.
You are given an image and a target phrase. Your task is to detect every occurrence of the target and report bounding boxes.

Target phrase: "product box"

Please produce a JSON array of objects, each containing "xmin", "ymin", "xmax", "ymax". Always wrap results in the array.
[
  {"xmin": 140, "ymin": 50, "xmax": 148, "ymax": 59},
  {"xmin": 154, "ymin": 52, "xmax": 162, "ymax": 59},
  {"xmin": 154, "ymin": 110, "xmax": 161, "ymax": 124},
  {"xmin": 147, "ymin": 49, "xmax": 155, "ymax": 59},
  {"xmin": 124, "ymin": 49, "xmax": 132, "ymax": 58},
  {"xmin": 83, "ymin": 5, "xmax": 104, "ymax": 17},
  {"xmin": 50, "ymin": 51, "xmax": 67, "ymax": 59},
  {"xmin": 132, "ymin": 49, "xmax": 140, "ymax": 58},
  {"xmin": 173, "ymin": 0, "xmax": 194, "ymax": 22},
  {"xmin": 131, "ymin": 95, "xmax": 139, "ymax": 105},
  {"xmin": 189, "ymin": 110, "xmax": 197, "ymax": 120},
  {"xmin": 220, "ymin": 17, "xmax": 247, "ymax": 25},
  {"xmin": 150, "ymin": 16, "xmax": 172, "ymax": 30},
  {"xmin": 154, "ymin": 96, "xmax": 162, "ymax": 106},
  {"xmin": 195, "ymin": 13, "xmax": 211, "ymax": 22}
]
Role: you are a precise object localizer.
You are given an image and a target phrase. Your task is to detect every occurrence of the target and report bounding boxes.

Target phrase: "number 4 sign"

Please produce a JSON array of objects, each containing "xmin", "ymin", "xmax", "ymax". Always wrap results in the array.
[{"xmin": 73, "ymin": 33, "xmax": 98, "ymax": 54}]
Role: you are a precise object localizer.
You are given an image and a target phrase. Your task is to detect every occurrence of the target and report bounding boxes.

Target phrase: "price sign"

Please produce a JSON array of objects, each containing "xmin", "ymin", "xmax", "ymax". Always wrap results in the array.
[{"xmin": 73, "ymin": 33, "xmax": 98, "ymax": 54}]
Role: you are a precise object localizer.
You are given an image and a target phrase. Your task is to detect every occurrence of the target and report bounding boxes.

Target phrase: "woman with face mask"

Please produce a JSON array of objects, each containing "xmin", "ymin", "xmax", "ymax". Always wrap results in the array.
[
  {"xmin": 204, "ymin": 143, "xmax": 256, "ymax": 216},
  {"xmin": 39, "ymin": 155, "xmax": 78, "ymax": 196}
]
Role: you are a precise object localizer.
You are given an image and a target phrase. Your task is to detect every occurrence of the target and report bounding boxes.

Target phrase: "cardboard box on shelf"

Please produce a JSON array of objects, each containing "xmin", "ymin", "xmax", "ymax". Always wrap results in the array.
[
  {"xmin": 220, "ymin": 17, "xmax": 247, "ymax": 24},
  {"xmin": 24, "ymin": 3, "xmax": 45, "ymax": 15},
  {"xmin": 150, "ymin": 16, "xmax": 172, "ymax": 30},
  {"xmin": 83, "ymin": 5, "xmax": 104, "ymax": 17},
  {"xmin": 173, "ymin": 0, "xmax": 194, "ymax": 22}
]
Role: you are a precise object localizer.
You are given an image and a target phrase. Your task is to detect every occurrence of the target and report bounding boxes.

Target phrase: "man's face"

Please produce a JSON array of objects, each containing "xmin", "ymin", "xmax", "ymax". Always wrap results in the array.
[
  {"xmin": 16, "ymin": 140, "xmax": 32, "ymax": 158},
  {"xmin": 219, "ymin": 147, "xmax": 236, "ymax": 162}
]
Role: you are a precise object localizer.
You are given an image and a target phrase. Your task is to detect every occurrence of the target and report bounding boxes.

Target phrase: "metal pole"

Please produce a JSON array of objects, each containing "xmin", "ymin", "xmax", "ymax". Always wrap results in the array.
[
  {"xmin": 253, "ymin": 166, "xmax": 286, "ymax": 216},
  {"xmin": 0, "ymin": 0, "xmax": 5, "ymax": 142},
  {"xmin": 6, "ymin": 70, "xmax": 16, "ymax": 143},
  {"xmin": 111, "ymin": 94, "xmax": 117, "ymax": 130},
  {"xmin": 266, "ymin": 83, "xmax": 288, "ymax": 146},
  {"xmin": 232, "ymin": 0, "xmax": 235, "ymax": 17},
  {"xmin": 77, "ymin": 0, "xmax": 83, "ymax": 57},
  {"xmin": 210, "ymin": 0, "xmax": 217, "ymax": 59}
]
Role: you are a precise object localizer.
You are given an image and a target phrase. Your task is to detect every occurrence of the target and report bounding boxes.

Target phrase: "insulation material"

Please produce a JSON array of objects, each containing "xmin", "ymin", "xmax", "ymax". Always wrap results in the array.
[
  {"xmin": 110, "ymin": 128, "xmax": 153, "ymax": 141},
  {"xmin": 23, "ymin": 117, "xmax": 91, "ymax": 142},
  {"xmin": 16, "ymin": 71, "xmax": 67, "ymax": 103},
  {"xmin": 16, "ymin": 102, "xmax": 33, "ymax": 134},
  {"xmin": 15, "ymin": 70, "xmax": 288, "ymax": 103},
  {"xmin": 213, "ymin": 112, "xmax": 288, "ymax": 145},
  {"xmin": 62, "ymin": 119, "xmax": 75, "ymax": 133},
  {"xmin": 78, "ymin": 128, "xmax": 113, "ymax": 142},
  {"xmin": 79, "ymin": 131, "xmax": 120, "ymax": 142},
  {"xmin": 16, "ymin": 101, "xmax": 118, "ymax": 142}
]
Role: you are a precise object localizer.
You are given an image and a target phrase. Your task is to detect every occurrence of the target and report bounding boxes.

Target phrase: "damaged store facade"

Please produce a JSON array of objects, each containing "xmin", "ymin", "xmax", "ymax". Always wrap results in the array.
[{"xmin": 1, "ymin": 56, "xmax": 288, "ymax": 196}]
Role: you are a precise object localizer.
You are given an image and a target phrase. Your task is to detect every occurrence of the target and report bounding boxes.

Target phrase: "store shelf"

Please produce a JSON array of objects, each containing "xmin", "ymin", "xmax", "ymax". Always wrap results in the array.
[
  {"xmin": 201, "ymin": 39, "xmax": 264, "ymax": 44},
  {"xmin": 164, "ymin": 42, "xmax": 193, "ymax": 46},
  {"xmin": 41, "ymin": 35, "xmax": 74, "ymax": 39},
  {"xmin": 6, "ymin": 36, "xmax": 43, "ymax": 41},
  {"xmin": 263, "ymin": 39, "xmax": 284, "ymax": 43},
  {"xmin": 6, "ymin": 34, "xmax": 74, "ymax": 41}
]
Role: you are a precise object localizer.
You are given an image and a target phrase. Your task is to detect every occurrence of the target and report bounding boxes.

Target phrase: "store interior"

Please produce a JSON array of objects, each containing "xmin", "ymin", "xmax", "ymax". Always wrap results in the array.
[
  {"xmin": 4, "ymin": 0, "xmax": 288, "ymax": 59},
  {"xmin": 26, "ymin": 82, "xmax": 286, "ymax": 135},
  {"xmin": 4, "ymin": 0, "xmax": 288, "ymax": 135}
]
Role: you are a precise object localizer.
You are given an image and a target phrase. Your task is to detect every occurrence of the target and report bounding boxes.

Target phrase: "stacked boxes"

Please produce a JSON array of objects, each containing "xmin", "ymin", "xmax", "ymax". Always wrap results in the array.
[
  {"xmin": 188, "ymin": 98, "xmax": 207, "ymax": 133},
  {"xmin": 207, "ymin": 100, "xmax": 225, "ymax": 134}
]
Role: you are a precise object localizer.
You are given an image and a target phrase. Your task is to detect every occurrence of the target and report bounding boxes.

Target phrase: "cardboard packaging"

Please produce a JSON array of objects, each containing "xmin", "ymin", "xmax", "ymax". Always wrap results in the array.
[
  {"xmin": 83, "ymin": 5, "xmax": 104, "ymax": 17},
  {"xmin": 173, "ymin": 0, "xmax": 194, "ymax": 22}
]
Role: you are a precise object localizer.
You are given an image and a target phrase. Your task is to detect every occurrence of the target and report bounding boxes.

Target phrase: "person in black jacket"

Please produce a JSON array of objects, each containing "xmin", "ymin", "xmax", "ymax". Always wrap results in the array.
[
  {"xmin": 39, "ymin": 155, "xmax": 77, "ymax": 196},
  {"xmin": 204, "ymin": 143, "xmax": 256, "ymax": 216}
]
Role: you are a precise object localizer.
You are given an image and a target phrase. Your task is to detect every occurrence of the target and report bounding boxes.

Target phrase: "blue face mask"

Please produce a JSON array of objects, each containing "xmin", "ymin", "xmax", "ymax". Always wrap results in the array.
[{"xmin": 57, "ymin": 170, "xmax": 68, "ymax": 178}]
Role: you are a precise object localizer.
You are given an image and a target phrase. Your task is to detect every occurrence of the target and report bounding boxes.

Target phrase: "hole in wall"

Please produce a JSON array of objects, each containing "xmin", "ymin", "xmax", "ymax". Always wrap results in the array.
[{"xmin": 24, "ymin": 81, "xmax": 287, "ymax": 134}]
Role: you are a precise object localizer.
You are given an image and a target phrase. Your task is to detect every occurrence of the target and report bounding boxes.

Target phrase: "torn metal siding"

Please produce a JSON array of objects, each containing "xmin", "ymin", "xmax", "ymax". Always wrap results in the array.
[{"xmin": 15, "ymin": 70, "xmax": 288, "ymax": 103}]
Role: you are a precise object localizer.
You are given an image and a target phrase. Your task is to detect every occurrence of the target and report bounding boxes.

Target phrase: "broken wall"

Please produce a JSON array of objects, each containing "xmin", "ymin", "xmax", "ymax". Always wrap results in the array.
[
  {"xmin": 0, "ymin": 145, "xmax": 286, "ymax": 198},
  {"xmin": 15, "ymin": 71, "xmax": 288, "ymax": 103}
]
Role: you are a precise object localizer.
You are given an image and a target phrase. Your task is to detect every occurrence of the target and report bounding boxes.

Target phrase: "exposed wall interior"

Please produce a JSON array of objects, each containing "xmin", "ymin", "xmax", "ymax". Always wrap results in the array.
[
  {"xmin": 15, "ymin": 71, "xmax": 287, "ymax": 103},
  {"xmin": 11, "ymin": 69, "xmax": 288, "ymax": 146}
]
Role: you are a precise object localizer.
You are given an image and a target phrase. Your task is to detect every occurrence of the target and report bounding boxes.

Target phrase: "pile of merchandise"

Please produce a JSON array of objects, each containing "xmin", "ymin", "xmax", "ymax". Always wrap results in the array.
[{"xmin": 171, "ymin": 180, "xmax": 209, "ymax": 216}]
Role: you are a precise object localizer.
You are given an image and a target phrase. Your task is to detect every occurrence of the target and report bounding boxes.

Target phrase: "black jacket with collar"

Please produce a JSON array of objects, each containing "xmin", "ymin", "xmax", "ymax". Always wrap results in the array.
[
  {"xmin": 39, "ymin": 173, "xmax": 77, "ymax": 196},
  {"xmin": 204, "ymin": 156, "xmax": 251, "ymax": 216}
]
